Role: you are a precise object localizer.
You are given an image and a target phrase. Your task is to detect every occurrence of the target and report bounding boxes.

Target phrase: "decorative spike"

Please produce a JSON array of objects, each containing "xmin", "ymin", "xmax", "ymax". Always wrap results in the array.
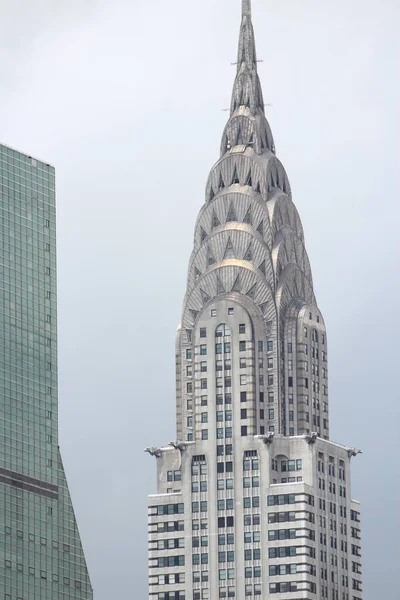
[
  {"xmin": 231, "ymin": 0, "xmax": 264, "ymax": 116},
  {"xmin": 242, "ymin": 0, "xmax": 251, "ymax": 17}
]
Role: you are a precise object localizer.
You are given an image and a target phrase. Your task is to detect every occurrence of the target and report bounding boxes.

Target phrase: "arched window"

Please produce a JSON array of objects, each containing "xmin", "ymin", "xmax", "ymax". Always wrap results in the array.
[{"xmin": 215, "ymin": 323, "xmax": 231, "ymax": 338}]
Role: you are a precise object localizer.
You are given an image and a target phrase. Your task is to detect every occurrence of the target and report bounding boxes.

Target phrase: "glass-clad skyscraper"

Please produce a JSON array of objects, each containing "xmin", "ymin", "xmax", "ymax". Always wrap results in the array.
[
  {"xmin": 0, "ymin": 143, "xmax": 92, "ymax": 599},
  {"xmin": 147, "ymin": 2, "xmax": 363, "ymax": 599}
]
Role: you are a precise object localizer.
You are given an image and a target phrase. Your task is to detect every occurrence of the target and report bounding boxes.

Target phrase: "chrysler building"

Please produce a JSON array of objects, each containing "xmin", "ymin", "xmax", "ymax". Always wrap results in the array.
[{"xmin": 147, "ymin": 2, "xmax": 363, "ymax": 599}]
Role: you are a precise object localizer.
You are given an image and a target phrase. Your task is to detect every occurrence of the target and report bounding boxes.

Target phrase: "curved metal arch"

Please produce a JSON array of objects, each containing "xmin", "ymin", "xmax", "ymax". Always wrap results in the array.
[
  {"xmin": 272, "ymin": 226, "xmax": 313, "ymax": 289},
  {"xmin": 220, "ymin": 110, "xmax": 275, "ymax": 156},
  {"xmin": 275, "ymin": 263, "xmax": 316, "ymax": 317},
  {"xmin": 182, "ymin": 260, "xmax": 276, "ymax": 329},
  {"xmin": 267, "ymin": 192, "xmax": 305, "ymax": 242},
  {"xmin": 188, "ymin": 224, "xmax": 274, "ymax": 290},
  {"xmin": 198, "ymin": 190, "xmax": 273, "ymax": 244}
]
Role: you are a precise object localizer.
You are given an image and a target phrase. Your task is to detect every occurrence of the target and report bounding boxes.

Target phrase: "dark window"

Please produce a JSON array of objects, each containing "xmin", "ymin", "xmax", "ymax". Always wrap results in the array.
[
  {"xmin": 241, "ymin": 426, "xmax": 248, "ymax": 437},
  {"xmin": 241, "ymin": 409, "xmax": 247, "ymax": 419},
  {"xmin": 239, "ymin": 324, "xmax": 246, "ymax": 334},
  {"xmin": 200, "ymin": 328, "xmax": 207, "ymax": 338},
  {"xmin": 241, "ymin": 392, "xmax": 247, "ymax": 402}
]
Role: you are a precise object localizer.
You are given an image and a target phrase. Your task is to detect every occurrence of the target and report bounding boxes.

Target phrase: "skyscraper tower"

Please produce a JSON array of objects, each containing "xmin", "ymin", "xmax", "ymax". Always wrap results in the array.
[
  {"xmin": 147, "ymin": 2, "xmax": 363, "ymax": 599},
  {"xmin": 0, "ymin": 144, "xmax": 92, "ymax": 599}
]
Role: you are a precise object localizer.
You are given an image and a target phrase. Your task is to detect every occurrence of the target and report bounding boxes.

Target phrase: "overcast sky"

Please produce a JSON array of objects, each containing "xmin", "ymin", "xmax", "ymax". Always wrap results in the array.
[{"xmin": 0, "ymin": 0, "xmax": 399, "ymax": 598}]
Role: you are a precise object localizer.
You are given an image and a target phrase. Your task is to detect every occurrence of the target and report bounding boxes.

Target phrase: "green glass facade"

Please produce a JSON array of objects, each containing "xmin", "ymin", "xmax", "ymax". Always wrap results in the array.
[{"xmin": 0, "ymin": 144, "xmax": 92, "ymax": 599}]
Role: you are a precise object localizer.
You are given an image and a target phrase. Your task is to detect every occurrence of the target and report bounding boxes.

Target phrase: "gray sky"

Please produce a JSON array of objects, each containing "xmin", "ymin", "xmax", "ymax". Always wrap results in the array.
[{"xmin": 1, "ymin": 0, "xmax": 399, "ymax": 598}]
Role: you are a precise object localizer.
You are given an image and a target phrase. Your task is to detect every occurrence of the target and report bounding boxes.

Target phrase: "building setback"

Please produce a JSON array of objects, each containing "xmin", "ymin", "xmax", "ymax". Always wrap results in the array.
[
  {"xmin": 147, "ymin": 2, "xmax": 363, "ymax": 599},
  {"xmin": 0, "ymin": 144, "xmax": 92, "ymax": 599}
]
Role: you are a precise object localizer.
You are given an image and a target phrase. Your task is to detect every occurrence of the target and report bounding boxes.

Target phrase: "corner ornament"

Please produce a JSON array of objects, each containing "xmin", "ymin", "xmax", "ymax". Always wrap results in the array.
[
  {"xmin": 305, "ymin": 432, "xmax": 318, "ymax": 445},
  {"xmin": 144, "ymin": 447, "xmax": 162, "ymax": 458},
  {"xmin": 169, "ymin": 440, "xmax": 186, "ymax": 452},
  {"xmin": 254, "ymin": 432, "xmax": 275, "ymax": 445},
  {"xmin": 347, "ymin": 448, "xmax": 362, "ymax": 459}
]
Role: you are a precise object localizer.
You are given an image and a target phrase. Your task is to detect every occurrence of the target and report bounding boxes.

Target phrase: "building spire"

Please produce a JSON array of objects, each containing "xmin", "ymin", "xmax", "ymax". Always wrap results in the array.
[
  {"xmin": 231, "ymin": 0, "xmax": 264, "ymax": 115},
  {"xmin": 242, "ymin": 0, "xmax": 251, "ymax": 17}
]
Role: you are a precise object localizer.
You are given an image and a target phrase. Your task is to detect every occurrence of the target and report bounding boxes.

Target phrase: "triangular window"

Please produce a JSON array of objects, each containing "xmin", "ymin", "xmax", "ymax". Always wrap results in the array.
[
  {"xmin": 258, "ymin": 260, "xmax": 266, "ymax": 275},
  {"xmin": 200, "ymin": 227, "xmax": 207, "ymax": 242},
  {"xmin": 245, "ymin": 170, "xmax": 252, "ymax": 187},
  {"xmin": 258, "ymin": 302, "xmax": 268, "ymax": 316},
  {"xmin": 243, "ymin": 206, "xmax": 252, "ymax": 225},
  {"xmin": 208, "ymin": 247, "xmax": 216, "ymax": 267},
  {"xmin": 246, "ymin": 283, "xmax": 257, "ymax": 300},
  {"xmin": 256, "ymin": 181, "xmax": 261, "ymax": 194},
  {"xmin": 223, "ymin": 238, "xmax": 235, "ymax": 260},
  {"xmin": 189, "ymin": 309, "xmax": 199, "ymax": 322},
  {"xmin": 256, "ymin": 220, "xmax": 264, "ymax": 236},
  {"xmin": 209, "ymin": 186, "xmax": 215, "ymax": 202},
  {"xmin": 200, "ymin": 289, "xmax": 211, "ymax": 305},
  {"xmin": 219, "ymin": 173, "xmax": 225, "ymax": 190},
  {"xmin": 212, "ymin": 210, "xmax": 221, "ymax": 229},
  {"xmin": 236, "ymin": 124, "xmax": 243, "ymax": 146},
  {"xmin": 232, "ymin": 166, "xmax": 240, "ymax": 185},
  {"xmin": 217, "ymin": 277, "xmax": 225, "ymax": 295},
  {"xmin": 232, "ymin": 274, "xmax": 241, "ymax": 293},
  {"xmin": 195, "ymin": 268, "xmax": 202, "ymax": 281},
  {"xmin": 243, "ymin": 243, "xmax": 252, "ymax": 261},
  {"xmin": 226, "ymin": 202, "xmax": 237, "ymax": 223}
]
